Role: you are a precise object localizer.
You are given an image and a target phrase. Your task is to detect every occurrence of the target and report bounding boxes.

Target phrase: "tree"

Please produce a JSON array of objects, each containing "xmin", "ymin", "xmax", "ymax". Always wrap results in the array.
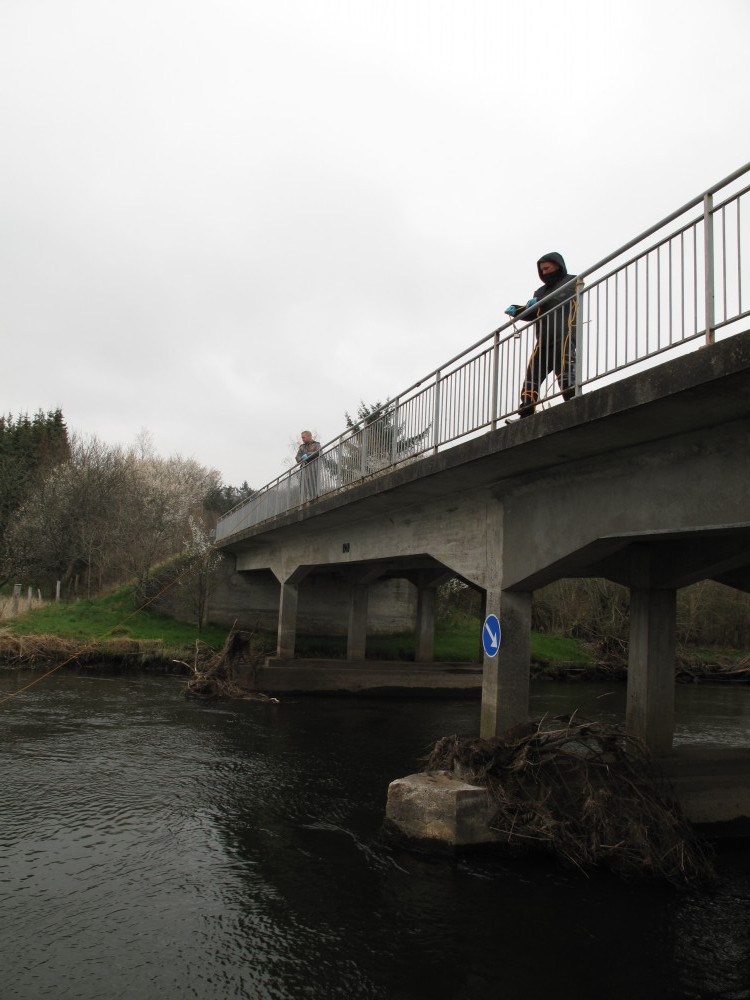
[
  {"xmin": 180, "ymin": 516, "xmax": 222, "ymax": 630},
  {"xmin": 4, "ymin": 432, "xmax": 222, "ymax": 598},
  {"xmin": 325, "ymin": 400, "xmax": 429, "ymax": 486},
  {"xmin": 123, "ymin": 451, "xmax": 222, "ymax": 598},
  {"xmin": 0, "ymin": 409, "xmax": 70, "ymax": 585},
  {"xmin": 203, "ymin": 481, "xmax": 255, "ymax": 518}
]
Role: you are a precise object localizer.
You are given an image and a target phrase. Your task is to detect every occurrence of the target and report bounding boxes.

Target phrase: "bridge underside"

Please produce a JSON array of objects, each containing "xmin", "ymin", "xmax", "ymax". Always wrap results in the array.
[{"xmin": 218, "ymin": 332, "xmax": 750, "ymax": 754}]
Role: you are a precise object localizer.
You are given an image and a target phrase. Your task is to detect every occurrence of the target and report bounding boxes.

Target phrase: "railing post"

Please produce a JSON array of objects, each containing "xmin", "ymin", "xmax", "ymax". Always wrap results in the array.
[
  {"xmin": 575, "ymin": 277, "xmax": 585, "ymax": 395},
  {"xmin": 490, "ymin": 332, "xmax": 499, "ymax": 430},
  {"xmin": 432, "ymin": 371, "xmax": 441, "ymax": 455},
  {"xmin": 361, "ymin": 424, "xmax": 368, "ymax": 479},
  {"xmin": 390, "ymin": 398, "xmax": 400, "ymax": 464},
  {"xmin": 704, "ymin": 192, "xmax": 715, "ymax": 345}
]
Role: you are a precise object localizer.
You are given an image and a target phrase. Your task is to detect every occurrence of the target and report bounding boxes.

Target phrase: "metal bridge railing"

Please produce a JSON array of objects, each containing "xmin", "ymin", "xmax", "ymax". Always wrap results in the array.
[{"xmin": 217, "ymin": 163, "xmax": 750, "ymax": 542}]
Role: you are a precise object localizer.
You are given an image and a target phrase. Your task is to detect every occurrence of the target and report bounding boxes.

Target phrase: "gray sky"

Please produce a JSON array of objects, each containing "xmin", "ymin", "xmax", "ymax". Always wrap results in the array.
[{"xmin": 2, "ymin": 0, "xmax": 748, "ymax": 489}]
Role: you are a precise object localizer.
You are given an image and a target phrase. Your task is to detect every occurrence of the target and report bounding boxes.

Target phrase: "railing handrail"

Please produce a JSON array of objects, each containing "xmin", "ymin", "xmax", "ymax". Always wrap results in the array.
[
  {"xmin": 352, "ymin": 160, "xmax": 750, "ymax": 408},
  {"xmin": 218, "ymin": 162, "xmax": 750, "ymax": 532}
]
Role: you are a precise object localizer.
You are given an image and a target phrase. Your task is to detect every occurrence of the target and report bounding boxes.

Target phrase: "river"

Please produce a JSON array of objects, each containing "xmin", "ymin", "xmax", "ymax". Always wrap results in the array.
[{"xmin": 1, "ymin": 673, "xmax": 749, "ymax": 1000}]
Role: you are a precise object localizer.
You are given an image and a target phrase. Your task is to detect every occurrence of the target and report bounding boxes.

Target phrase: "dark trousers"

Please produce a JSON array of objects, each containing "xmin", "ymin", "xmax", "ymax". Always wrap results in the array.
[
  {"xmin": 301, "ymin": 460, "xmax": 319, "ymax": 501},
  {"xmin": 520, "ymin": 321, "xmax": 576, "ymax": 417}
]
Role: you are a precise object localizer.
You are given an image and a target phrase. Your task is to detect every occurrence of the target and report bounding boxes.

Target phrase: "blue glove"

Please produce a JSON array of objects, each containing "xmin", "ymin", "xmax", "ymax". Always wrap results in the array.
[
  {"xmin": 504, "ymin": 304, "xmax": 519, "ymax": 317},
  {"xmin": 301, "ymin": 454, "xmax": 308, "ymax": 460},
  {"xmin": 526, "ymin": 298, "xmax": 538, "ymax": 308}
]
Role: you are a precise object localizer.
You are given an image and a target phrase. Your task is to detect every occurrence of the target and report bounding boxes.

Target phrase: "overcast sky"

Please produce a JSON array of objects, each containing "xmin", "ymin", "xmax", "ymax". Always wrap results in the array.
[{"xmin": 2, "ymin": 0, "xmax": 748, "ymax": 489}]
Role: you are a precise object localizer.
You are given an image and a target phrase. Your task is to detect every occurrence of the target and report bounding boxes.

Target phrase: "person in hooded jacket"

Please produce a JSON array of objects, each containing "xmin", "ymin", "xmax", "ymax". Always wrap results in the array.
[{"xmin": 505, "ymin": 252, "xmax": 578, "ymax": 418}]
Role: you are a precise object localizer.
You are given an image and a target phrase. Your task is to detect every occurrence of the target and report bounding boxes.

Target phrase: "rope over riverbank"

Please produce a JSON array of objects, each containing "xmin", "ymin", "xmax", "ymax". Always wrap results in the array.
[{"xmin": 422, "ymin": 715, "xmax": 716, "ymax": 886}]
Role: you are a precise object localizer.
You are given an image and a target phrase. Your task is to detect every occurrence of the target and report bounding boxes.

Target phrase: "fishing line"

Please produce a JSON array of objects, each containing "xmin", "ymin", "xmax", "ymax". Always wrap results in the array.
[{"xmin": 0, "ymin": 561, "xmax": 202, "ymax": 707}]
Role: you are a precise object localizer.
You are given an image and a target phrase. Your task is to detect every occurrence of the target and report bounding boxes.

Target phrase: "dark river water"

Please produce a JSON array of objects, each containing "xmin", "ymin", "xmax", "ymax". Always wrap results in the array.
[{"xmin": 1, "ymin": 673, "xmax": 749, "ymax": 1000}]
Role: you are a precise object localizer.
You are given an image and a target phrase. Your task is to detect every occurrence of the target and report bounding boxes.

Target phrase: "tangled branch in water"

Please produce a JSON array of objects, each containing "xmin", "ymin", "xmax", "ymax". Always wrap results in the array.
[
  {"xmin": 181, "ymin": 628, "xmax": 279, "ymax": 703},
  {"xmin": 423, "ymin": 715, "xmax": 715, "ymax": 886}
]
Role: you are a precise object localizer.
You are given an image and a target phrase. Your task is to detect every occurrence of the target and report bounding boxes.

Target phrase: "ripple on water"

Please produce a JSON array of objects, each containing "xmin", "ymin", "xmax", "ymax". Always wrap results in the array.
[{"xmin": 2, "ymin": 675, "xmax": 749, "ymax": 1000}]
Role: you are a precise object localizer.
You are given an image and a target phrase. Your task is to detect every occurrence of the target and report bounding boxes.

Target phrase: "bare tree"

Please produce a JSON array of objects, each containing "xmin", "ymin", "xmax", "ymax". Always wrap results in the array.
[
  {"xmin": 181, "ymin": 516, "xmax": 221, "ymax": 630},
  {"xmin": 5, "ymin": 433, "xmax": 222, "ymax": 599}
]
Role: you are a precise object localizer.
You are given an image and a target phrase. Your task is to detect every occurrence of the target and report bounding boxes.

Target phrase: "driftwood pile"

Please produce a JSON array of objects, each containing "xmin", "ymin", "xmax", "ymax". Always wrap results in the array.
[
  {"xmin": 423, "ymin": 715, "xmax": 715, "ymax": 886},
  {"xmin": 183, "ymin": 628, "xmax": 278, "ymax": 703}
]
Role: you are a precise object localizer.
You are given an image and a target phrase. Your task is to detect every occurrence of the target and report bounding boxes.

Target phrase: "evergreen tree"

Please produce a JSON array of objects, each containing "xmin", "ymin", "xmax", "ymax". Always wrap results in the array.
[
  {"xmin": 0, "ymin": 409, "xmax": 70, "ymax": 583},
  {"xmin": 203, "ymin": 481, "xmax": 255, "ymax": 516},
  {"xmin": 325, "ymin": 400, "xmax": 428, "ymax": 485}
]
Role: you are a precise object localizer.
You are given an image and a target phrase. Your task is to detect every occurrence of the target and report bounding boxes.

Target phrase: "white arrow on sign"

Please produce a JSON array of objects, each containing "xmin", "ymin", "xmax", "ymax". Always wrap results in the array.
[{"xmin": 484, "ymin": 619, "xmax": 499, "ymax": 651}]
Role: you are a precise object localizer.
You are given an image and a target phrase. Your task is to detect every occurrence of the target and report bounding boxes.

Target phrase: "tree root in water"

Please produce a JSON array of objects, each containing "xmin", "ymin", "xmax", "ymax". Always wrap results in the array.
[{"xmin": 181, "ymin": 628, "xmax": 279, "ymax": 703}]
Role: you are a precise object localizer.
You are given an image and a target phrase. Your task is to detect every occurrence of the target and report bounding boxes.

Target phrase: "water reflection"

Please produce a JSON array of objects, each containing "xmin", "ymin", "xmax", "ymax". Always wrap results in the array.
[{"xmin": 0, "ymin": 674, "xmax": 748, "ymax": 1000}]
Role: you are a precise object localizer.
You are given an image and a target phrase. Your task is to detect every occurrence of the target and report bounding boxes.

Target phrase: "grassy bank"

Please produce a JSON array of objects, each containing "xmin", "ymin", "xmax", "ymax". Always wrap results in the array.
[
  {"xmin": 1, "ymin": 584, "xmax": 229, "ymax": 670},
  {"xmin": 1, "ymin": 591, "xmax": 595, "ymax": 673},
  {"xmin": 5, "ymin": 586, "xmax": 227, "ymax": 647},
  {"xmin": 3, "ymin": 589, "xmax": 745, "ymax": 681},
  {"xmin": 291, "ymin": 615, "xmax": 598, "ymax": 675}
]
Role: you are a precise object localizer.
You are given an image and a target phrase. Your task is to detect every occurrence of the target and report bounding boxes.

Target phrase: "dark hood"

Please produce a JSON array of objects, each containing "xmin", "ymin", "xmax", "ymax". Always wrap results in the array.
[{"xmin": 537, "ymin": 252, "xmax": 568, "ymax": 286}]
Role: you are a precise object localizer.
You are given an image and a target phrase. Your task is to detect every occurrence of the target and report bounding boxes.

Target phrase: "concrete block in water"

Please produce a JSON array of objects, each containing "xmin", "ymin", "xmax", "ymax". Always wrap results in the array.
[{"xmin": 386, "ymin": 771, "xmax": 501, "ymax": 848}]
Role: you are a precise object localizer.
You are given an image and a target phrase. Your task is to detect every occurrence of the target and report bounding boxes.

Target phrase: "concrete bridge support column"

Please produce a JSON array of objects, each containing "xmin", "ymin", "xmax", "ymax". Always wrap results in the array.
[
  {"xmin": 415, "ymin": 585, "xmax": 437, "ymax": 663},
  {"xmin": 347, "ymin": 584, "xmax": 369, "ymax": 661},
  {"xmin": 277, "ymin": 582, "xmax": 299, "ymax": 659},
  {"xmin": 626, "ymin": 587, "xmax": 676, "ymax": 754},
  {"xmin": 480, "ymin": 590, "xmax": 532, "ymax": 738}
]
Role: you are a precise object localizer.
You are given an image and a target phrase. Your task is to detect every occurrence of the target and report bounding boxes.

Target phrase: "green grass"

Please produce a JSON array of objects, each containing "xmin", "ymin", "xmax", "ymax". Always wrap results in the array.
[
  {"xmin": 290, "ymin": 614, "xmax": 594, "ymax": 666},
  {"xmin": 4, "ymin": 591, "xmax": 595, "ymax": 668},
  {"xmin": 688, "ymin": 645, "xmax": 747, "ymax": 663},
  {"xmin": 531, "ymin": 631, "xmax": 595, "ymax": 666},
  {"xmin": 5, "ymin": 584, "xmax": 229, "ymax": 651}
]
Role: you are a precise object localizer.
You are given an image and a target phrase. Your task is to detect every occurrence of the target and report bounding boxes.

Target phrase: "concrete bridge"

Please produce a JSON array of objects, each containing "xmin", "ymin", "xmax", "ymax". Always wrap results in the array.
[
  {"xmin": 215, "ymin": 166, "xmax": 750, "ymax": 834},
  {"xmin": 217, "ymin": 330, "xmax": 750, "ymax": 757}
]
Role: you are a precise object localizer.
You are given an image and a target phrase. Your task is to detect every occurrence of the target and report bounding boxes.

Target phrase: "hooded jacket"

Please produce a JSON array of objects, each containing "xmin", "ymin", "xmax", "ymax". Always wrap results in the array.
[
  {"xmin": 516, "ymin": 251, "xmax": 577, "ymax": 341},
  {"xmin": 529, "ymin": 252, "xmax": 576, "ymax": 315}
]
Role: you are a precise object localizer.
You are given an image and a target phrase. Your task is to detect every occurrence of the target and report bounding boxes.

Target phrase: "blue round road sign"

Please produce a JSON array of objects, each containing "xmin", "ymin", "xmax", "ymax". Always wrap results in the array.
[{"xmin": 482, "ymin": 614, "xmax": 501, "ymax": 657}]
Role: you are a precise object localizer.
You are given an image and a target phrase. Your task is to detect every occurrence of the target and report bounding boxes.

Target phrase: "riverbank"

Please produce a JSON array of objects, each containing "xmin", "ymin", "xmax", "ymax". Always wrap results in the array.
[
  {"xmin": 0, "ymin": 631, "xmax": 196, "ymax": 673},
  {"xmin": 2, "ymin": 628, "xmax": 748, "ymax": 687},
  {"xmin": 1, "ymin": 587, "xmax": 747, "ymax": 682}
]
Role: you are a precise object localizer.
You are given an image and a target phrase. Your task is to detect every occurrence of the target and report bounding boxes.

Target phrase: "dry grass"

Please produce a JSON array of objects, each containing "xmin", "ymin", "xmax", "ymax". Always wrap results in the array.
[
  {"xmin": 676, "ymin": 651, "xmax": 750, "ymax": 680},
  {"xmin": 0, "ymin": 595, "xmax": 47, "ymax": 621},
  {"xmin": 0, "ymin": 631, "xmax": 167, "ymax": 666}
]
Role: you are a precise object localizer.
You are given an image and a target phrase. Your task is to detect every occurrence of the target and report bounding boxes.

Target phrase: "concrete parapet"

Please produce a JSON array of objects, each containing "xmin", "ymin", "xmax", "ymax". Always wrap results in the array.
[{"xmin": 385, "ymin": 772, "xmax": 500, "ymax": 848}]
